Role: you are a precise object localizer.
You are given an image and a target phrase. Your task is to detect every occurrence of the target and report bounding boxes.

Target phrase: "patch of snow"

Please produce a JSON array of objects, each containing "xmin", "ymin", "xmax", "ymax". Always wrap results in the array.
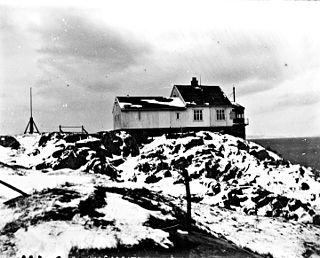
[
  {"xmin": 142, "ymin": 97, "xmax": 185, "ymax": 108},
  {"xmin": 193, "ymin": 203, "xmax": 320, "ymax": 258}
]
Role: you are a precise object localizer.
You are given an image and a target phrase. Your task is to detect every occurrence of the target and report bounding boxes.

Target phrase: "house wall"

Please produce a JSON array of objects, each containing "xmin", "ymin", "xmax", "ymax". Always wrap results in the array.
[
  {"xmin": 185, "ymin": 107, "xmax": 210, "ymax": 127},
  {"xmin": 120, "ymin": 110, "xmax": 171, "ymax": 129},
  {"xmin": 114, "ymin": 106, "xmax": 235, "ymax": 130},
  {"xmin": 209, "ymin": 106, "xmax": 234, "ymax": 127},
  {"xmin": 170, "ymin": 110, "xmax": 187, "ymax": 128}
]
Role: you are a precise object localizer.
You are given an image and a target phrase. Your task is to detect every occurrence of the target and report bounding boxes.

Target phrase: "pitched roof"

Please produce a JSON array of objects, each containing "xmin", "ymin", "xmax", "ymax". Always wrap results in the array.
[
  {"xmin": 116, "ymin": 96, "xmax": 185, "ymax": 110},
  {"xmin": 174, "ymin": 85, "xmax": 232, "ymax": 106}
]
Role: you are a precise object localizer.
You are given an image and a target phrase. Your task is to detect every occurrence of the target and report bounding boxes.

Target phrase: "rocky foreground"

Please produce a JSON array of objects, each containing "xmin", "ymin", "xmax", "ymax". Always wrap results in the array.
[{"xmin": 0, "ymin": 131, "xmax": 320, "ymax": 258}]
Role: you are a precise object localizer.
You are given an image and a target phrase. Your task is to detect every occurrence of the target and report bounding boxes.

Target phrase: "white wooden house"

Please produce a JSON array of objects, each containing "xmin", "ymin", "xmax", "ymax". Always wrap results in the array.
[{"xmin": 113, "ymin": 77, "xmax": 248, "ymax": 138}]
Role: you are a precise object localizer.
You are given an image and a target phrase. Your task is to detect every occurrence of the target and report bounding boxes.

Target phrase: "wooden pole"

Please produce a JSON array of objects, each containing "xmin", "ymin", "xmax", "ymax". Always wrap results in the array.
[
  {"xmin": 182, "ymin": 168, "xmax": 192, "ymax": 229},
  {"xmin": 0, "ymin": 179, "xmax": 29, "ymax": 197},
  {"xmin": 24, "ymin": 87, "xmax": 40, "ymax": 134},
  {"xmin": 30, "ymin": 87, "xmax": 33, "ymax": 118}
]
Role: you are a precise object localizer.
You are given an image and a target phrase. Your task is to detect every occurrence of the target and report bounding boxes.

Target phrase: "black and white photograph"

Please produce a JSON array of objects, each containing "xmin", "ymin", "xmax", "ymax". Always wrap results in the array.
[{"xmin": 0, "ymin": 0, "xmax": 320, "ymax": 257}]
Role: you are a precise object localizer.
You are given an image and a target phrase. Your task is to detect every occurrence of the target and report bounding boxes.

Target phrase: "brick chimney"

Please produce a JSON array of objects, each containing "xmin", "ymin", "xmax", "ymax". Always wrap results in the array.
[{"xmin": 191, "ymin": 77, "xmax": 198, "ymax": 87}]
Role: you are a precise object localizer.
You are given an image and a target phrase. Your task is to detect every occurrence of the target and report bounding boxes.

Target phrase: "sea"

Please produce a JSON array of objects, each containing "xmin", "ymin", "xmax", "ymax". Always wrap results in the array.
[{"xmin": 251, "ymin": 137, "xmax": 320, "ymax": 171}]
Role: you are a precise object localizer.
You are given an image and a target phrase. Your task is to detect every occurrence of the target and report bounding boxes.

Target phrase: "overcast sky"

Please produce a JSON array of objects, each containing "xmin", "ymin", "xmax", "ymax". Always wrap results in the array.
[{"xmin": 1, "ymin": 0, "xmax": 320, "ymax": 138}]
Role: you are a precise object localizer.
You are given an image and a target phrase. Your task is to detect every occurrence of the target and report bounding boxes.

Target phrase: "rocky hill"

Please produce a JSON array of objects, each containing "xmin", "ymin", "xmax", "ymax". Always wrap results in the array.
[{"xmin": 0, "ymin": 131, "xmax": 319, "ymax": 258}]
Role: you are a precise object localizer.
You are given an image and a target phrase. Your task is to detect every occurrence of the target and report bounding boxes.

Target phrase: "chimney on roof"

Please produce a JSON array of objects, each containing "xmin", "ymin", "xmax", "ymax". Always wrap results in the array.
[{"xmin": 191, "ymin": 77, "xmax": 198, "ymax": 87}]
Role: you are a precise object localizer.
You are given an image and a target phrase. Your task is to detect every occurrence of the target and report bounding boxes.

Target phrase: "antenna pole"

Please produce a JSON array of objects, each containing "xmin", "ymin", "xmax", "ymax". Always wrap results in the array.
[
  {"xmin": 30, "ymin": 87, "xmax": 33, "ymax": 117},
  {"xmin": 24, "ymin": 87, "xmax": 40, "ymax": 134},
  {"xmin": 233, "ymin": 85, "xmax": 236, "ymax": 102}
]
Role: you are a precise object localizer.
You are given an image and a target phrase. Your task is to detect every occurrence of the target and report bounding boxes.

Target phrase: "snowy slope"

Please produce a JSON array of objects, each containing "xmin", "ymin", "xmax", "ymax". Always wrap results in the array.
[
  {"xmin": 118, "ymin": 131, "xmax": 320, "ymax": 223},
  {"xmin": 0, "ymin": 131, "xmax": 320, "ymax": 258}
]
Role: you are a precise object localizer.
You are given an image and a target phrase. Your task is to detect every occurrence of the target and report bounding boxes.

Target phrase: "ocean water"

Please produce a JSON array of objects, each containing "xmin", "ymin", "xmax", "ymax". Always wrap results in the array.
[{"xmin": 251, "ymin": 137, "xmax": 320, "ymax": 171}]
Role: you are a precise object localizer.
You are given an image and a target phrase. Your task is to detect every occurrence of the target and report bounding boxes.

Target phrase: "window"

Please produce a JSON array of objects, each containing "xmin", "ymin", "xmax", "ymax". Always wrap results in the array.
[
  {"xmin": 216, "ymin": 109, "xmax": 225, "ymax": 120},
  {"xmin": 194, "ymin": 109, "xmax": 203, "ymax": 121},
  {"xmin": 176, "ymin": 112, "xmax": 180, "ymax": 120},
  {"xmin": 230, "ymin": 111, "xmax": 236, "ymax": 119}
]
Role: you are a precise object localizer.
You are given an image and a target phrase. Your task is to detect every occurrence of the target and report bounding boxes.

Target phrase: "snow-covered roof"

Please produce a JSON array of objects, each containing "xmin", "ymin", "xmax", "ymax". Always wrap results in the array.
[{"xmin": 116, "ymin": 96, "xmax": 186, "ymax": 111}]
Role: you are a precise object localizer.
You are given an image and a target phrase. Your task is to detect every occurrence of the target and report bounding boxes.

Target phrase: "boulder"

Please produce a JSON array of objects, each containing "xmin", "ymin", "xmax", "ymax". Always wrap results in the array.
[
  {"xmin": 78, "ymin": 187, "xmax": 107, "ymax": 217},
  {"xmin": 212, "ymin": 183, "xmax": 221, "ymax": 195},
  {"xmin": 301, "ymin": 182, "xmax": 310, "ymax": 190},
  {"xmin": 52, "ymin": 148, "xmax": 65, "ymax": 158},
  {"xmin": 256, "ymin": 196, "xmax": 273, "ymax": 209},
  {"xmin": 97, "ymin": 163, "xmax": 119, "ymax": 179},
  {"xmin": 172, "ymin": 144, "xmax": 181, "ymax": 154},
  {"xmin": 163, "ymin": 170, "xmax": 172, "ymax": 177},
  {"xmin": 123, "ymin": 135, "xmax": 140, "ymax": 157},
  {"xmin": 205, "ymin": 161, "xmax": 221, "ymax": 179},
  {"xmin": 101, "ymin": 132, "xmax": 123, "ymax": 157},
  {"xmin": 190, "ymin": 172, "xmax": 201, "ymax": 180},
  {"xmin": 299, "ymin": 167, "xmax": 305, "ymax": 177},
  {"xmin": 250, "ymin": 149, "xmax": 274, "ymax": 161},
  {"xmin": 35, "ymin": 162, "xmax": 49, "ymax": 170},
  {"xmin": 252, "ymin": 189, "xmax": 273, "ymax": 209},
  {"xmin": 313, "ymin": 215, "xmax": 320, "ymax": 226},
  {"xmin": 223, "ymin": 167, "xmax": 238, "ymax": 181},
  {"xmin": 184, "ymin": 137, "xmax": 204, "ymax": 150},
  {"xmin": 145, "ymin": 174, "xmax": 162, "ymax": 184},
  {"xmin": 145, "ymin": 149, "xmax": 166, "ymax": 160},
  {"xmin": 38, "ymin": 132, "xmax": 63, "ymax": 147},
  {"xmin": 95, "ymin": 148, "xmax": 110, "ymax": 160},
  {"xmin": 122, "ymin": 146, "xmax": 131, "ymax": 157},
  {"xmin": 218, "ymin": 145, "xmax": 225, "ymax": 153},
  {"xmin": 171, "ymin": 157, "xmax": 191, "ymax": 170},
  {"xmin": 64, "ymin": 134, "xmax": 89, "ymax": 143},
  {"xmin": 0, "ymin": 135, "xmax": 20, "ymax": 149},
  {"xmin": 53, "ymin": 149, "xmax": 88, "ymax": 170},
  {"xmin": 237, "ymin": 140, "xmax": 249, "ymax": 151},
  {"xmin": 156, "ymin": 162, "xmax": 169, "ymax": 172},
  {"xmin": 138, "ymin": 162, "xmax": 152, "ymax": 173},
  {"xmin": 203, "ymin": 132, "xmax": 213, "ymax": 140},
  {"xmin": 30, "ymin": 148, "xmax": 40, "ymax": 156},
  {"xmin": 110, "ymin": 158, "xmax": 125, "ymax": 167},
  {"xmin": 288, "ymin": 199, "xmax": 302, "ymax": 212},
  {"xmin": 272, "ymin": 196, "xmax": 289, "ymax": 209}
]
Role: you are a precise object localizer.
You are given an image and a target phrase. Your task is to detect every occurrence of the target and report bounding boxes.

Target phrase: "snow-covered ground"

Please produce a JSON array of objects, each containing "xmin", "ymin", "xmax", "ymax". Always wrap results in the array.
[{"xmin": 0, "ymin": 131, "xmax": 320, "ymax": 257}]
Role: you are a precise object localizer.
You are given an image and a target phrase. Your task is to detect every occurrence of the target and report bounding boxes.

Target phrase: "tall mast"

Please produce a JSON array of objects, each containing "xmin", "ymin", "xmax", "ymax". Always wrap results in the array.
[
  {"xmin": 30, "ymin": 87, "xmax": 33, "ymax": 117},
  {"xmin": 24, "ymin": 87, "xmax": 40, "ymax": 134}
]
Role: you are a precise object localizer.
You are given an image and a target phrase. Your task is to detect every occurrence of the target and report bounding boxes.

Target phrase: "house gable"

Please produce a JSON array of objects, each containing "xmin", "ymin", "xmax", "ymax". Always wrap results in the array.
[
  {"xmin": 172, "ymin": 77, "xmax": 232, "ymax": 107},
  {"xmin": 170, "ymin": 86, "xmax": 186, "ymax": 105}
]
